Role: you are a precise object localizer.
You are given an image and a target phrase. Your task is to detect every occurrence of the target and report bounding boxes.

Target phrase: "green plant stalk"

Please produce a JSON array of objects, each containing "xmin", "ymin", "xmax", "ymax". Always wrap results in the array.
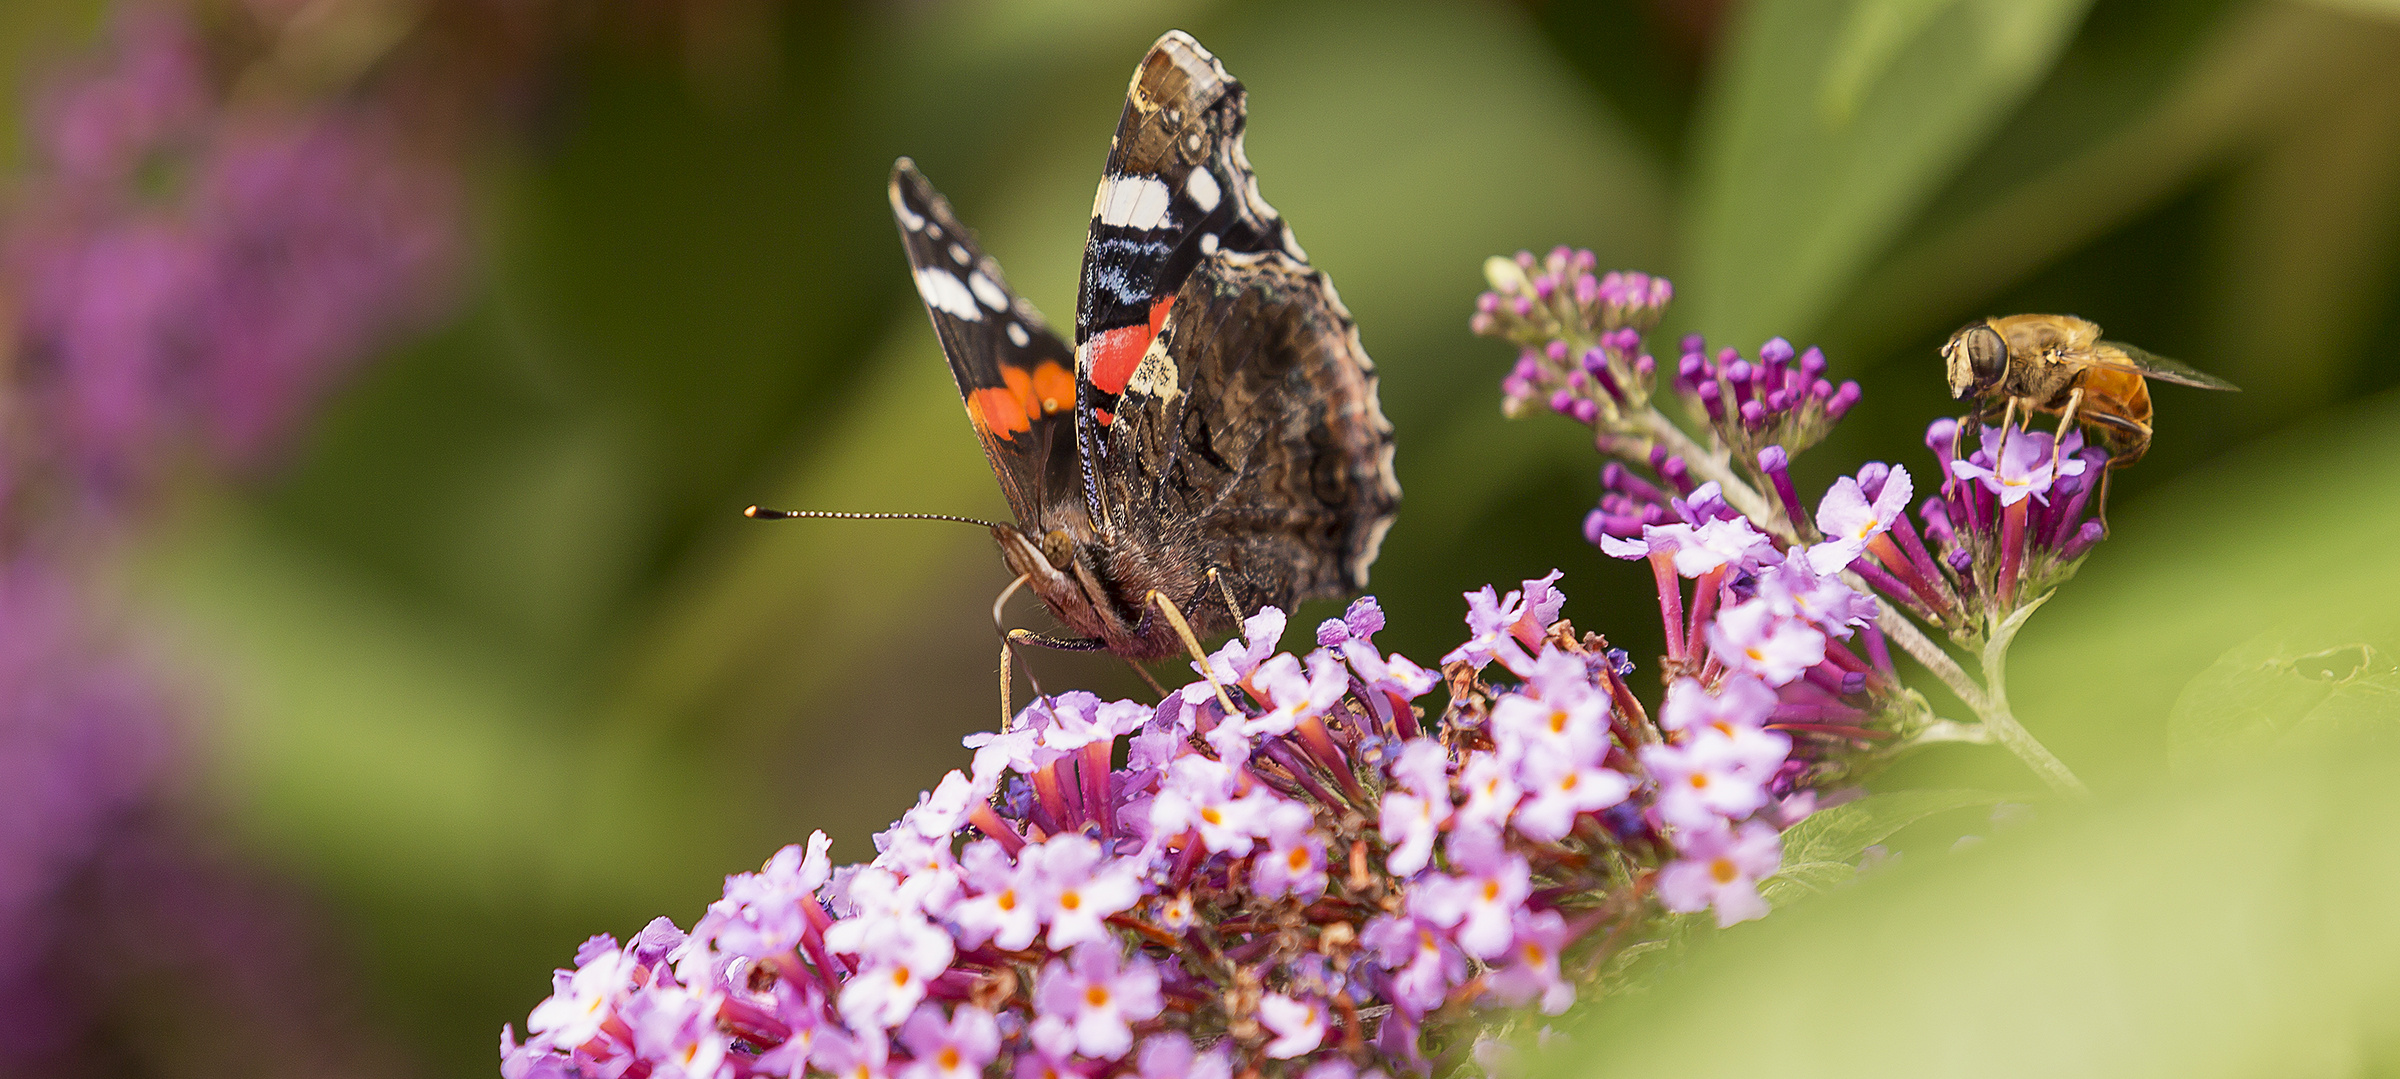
[{"xmin": 1976, "ymin": 596, "xmax": 2089, "ymax": 797}]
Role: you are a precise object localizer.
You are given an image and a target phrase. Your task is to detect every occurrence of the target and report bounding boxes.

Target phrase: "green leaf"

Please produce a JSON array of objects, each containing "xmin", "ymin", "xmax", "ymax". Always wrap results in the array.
[
  {"xmin": 1684, "ymin": 0, "xmax": 2092, "ymax": 345},
  {"xmin": 1991, "ymin": 387, "xmax": 2400, "ymax": 788},
  {"xmin": 1762, "ymin": 788, "xmax": 2005, "ymax": 903},
  {"xmin": 1818, "ymin": 0, "xmax": 1968, "ymax": 125},
  {"xmin": 1828, "ymin": 3, "xmax": 2400, "ymax": 369},
  {"xmin": 1557, "ymin": 735, "xmax": 2400, "ymax": 1078},
  {"xmin": 2168, "ymin": 627, "xmax": 2400, "ymax": 774}
]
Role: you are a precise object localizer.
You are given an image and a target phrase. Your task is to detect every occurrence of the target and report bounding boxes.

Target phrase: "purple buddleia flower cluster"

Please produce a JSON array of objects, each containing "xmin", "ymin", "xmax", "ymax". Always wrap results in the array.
[
  {"xmin": 1473, "ymin": 256, "xmax": 1922, "ymax": 766},
  {"xmin": 1663, "ymin": 336, "xmax": 1858, "ymax": 477},
  {"xmin": 503, "ymin": 580, "xmax": 1849, "ymax": 1079},
  {"xmin": 1474, "ymin": 248, "xmax": 1857, "ymax": 500},
  {"xmin": 1887, "ymin": 421, "xmax": 2111, "ymax": 631},
  {"xmin": 1476, "ymin": 249, "xmax": 1668, "ymax": 424},
  {"xmin": 5, "ymin": 5, "xmax": 456, "ymax": 508},
  {"xmin": 0, "ymin": 562, "xmax": 171, "ymax": 1026},
  {"xmin": 1477, "ymin": 252, "xmax": 2116, "ymax": 652},
  {"xmin": 1594, "ymin": 488, "xmax": 1911, "ymax": 784},
  {"xmin": 0, "ymin": 6, "xmax": 459, "ymax": 1071}
]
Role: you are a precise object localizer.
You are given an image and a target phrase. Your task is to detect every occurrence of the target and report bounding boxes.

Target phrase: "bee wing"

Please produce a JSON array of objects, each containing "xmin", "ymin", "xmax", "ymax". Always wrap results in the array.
[{"xmin": 2095, "ymin": 341, "xmax": 2241, "ymax": 392}]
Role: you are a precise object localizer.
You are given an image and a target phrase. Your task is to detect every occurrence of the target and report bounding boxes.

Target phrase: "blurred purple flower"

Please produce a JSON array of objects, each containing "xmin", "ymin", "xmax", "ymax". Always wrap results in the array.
[{"xmin": 8, "ymin": 7, "xmax": 456, "ymax": 502}]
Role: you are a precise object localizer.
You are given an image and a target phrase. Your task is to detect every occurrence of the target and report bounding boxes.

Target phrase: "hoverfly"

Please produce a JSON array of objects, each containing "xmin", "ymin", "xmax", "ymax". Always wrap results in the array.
[{"xmin": 1941, "ymin": 314, "xmax": 2239, "ymax": 467}]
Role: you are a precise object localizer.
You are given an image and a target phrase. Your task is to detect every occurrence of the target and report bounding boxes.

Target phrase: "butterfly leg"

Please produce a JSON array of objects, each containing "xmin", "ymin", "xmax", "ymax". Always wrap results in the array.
[
  {"xmin": 1149, "ymin": 590, "xmax": 1241, "ymax": 718},
  {"xmin": 993, "ymin": 572, "xmax": 1108, "ymax": 725},
  {"xmin": 1122, "ymin": 659, "xmax": 1169, "ymax": 701},
  {"xmin": 1204, "ymin": 567, "xmax": 1245, "ymax": 626},
  {"xmin": 998, "ymin": 628, "xmax": 1112, "ymax": 729}
]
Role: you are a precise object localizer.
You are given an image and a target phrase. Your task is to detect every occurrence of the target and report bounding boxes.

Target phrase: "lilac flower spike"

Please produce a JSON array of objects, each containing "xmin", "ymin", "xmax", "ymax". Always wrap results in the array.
[
  {"xmin": 0, "ymin": 9, "xmax": 465, "ymax": 1068},
  {"xmin": 1480, "ymin": 249, "xmax": 2106, "ymax": 828},
  {"xmin": 507, "ymin": 581, "xmax": 1854, "ymax": 1079},
  {"xmin": 1809, "ymin": 464, "xmax": 1914, "ymax": 572},
  {"xmin": 1657, "ymin": 822, "xmax": 1783, "ymax": 928}
]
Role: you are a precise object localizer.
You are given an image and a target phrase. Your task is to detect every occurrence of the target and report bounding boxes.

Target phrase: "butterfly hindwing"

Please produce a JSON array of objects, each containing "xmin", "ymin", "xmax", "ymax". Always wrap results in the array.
[
  {"xmin": 1090, "ymin": 249, "xmax": 1399, "ymax": 623},
  {"xmin": 890, "ymin": 160, "xmax": 1080, "ymax": 530}
]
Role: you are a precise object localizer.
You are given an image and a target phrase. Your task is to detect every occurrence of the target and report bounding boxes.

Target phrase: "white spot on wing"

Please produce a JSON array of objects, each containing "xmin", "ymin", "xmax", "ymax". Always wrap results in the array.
[
  {"xmin": 1098, "ymin": 176, "xmax": 1174, "ymax": 230},
  {"xmin": 967, "ymin": 271, "xmax": 1008, "ymax": 311},
  {"xmin": 913, "ymin": 267, "xmax": 983, "ymax": 322},
  {"xmin": 1200, "ymin": 233, "xmax": 1219, "ymax": 255},
  {"xmin": 949, "ymin": 244, "xmax": 970, "ymax": 265},
  {"xmin": 890, "ymin": 187, "xmax": 925, "ymax": 230},
  {"xmin": 1007, "ymin": 322, "xmax": 1030, "ymax": 348},
  {"xmin": 1185, "ymin": 168, "xmax": 1220, "ymax": 213},
  {"xmin": 926, "ymin": 222, "xmax": 944, "ymax": 240},
  {"xmin": 1126, "ymin": 333, "xmax": 1180, "ymax": 401}
]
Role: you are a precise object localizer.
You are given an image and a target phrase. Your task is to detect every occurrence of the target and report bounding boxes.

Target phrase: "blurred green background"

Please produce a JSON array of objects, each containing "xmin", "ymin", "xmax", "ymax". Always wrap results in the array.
[{"xmin": 13, "ymin": 0, "xmax": 2400, "ymax": 1073}]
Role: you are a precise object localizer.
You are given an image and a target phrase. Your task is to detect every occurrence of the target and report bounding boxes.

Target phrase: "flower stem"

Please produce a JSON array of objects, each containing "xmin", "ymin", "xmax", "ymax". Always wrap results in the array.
[
  {"xmin": 1898, "ymin": 717, "xmax": 1993, "ymax": 749},
  {"xmin": 1634, "ymin": 410, "xmax": 1787, "ymax": 537},
  {"xmin": 1870, "ymin": 603, "xmax": 1980, "ymax": 706},
  {"xmin": 1975, "ymin": 600, "xmax": 2088, "ymax": 798},
  {"xmin": 1874, "ymin": 596, "xmax": 2086, "ymax": 796}
]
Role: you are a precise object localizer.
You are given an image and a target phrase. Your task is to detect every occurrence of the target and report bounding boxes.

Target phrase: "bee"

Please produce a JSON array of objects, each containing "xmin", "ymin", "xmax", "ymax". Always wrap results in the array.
[{"xmin": 1941, "ymin": 314, "xmax": 2239, "ymax": 467}]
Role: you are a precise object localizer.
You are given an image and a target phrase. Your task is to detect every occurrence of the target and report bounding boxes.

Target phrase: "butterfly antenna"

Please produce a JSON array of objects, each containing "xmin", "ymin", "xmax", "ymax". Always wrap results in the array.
[{"xmin": 745, "ymin": 507, "xmax": 1007, "ymax": 530}]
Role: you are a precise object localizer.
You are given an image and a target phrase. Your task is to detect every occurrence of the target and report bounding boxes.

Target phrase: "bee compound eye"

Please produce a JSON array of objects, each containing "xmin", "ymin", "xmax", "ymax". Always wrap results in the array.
[{"xmin": 1948, "ymin": 323, "xmax": 2007, "ymax": 396}]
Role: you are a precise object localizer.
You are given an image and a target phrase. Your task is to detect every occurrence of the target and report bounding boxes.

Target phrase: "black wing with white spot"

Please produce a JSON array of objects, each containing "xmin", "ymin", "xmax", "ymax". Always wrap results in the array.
[
  {"xmin": 1072, "ymin": 33, "xmax": 1302, "ymax": 414},
  {"xmin": 890, "ymin": 159, "xmax": 1082, "ymax": 530},
  {"xmin": 1066, "ymin": 33, "xmax": 1400, "ymax": 624}
]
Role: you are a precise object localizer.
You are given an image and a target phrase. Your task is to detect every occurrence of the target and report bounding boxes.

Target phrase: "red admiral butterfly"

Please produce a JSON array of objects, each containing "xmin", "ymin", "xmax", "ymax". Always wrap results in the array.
[{"xmin": 886, "ymin": 32, "xmax": 1398, "ymax": 660}]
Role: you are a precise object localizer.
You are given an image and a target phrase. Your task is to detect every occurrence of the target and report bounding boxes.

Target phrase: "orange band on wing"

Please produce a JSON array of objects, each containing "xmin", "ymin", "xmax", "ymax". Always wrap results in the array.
[
  {"xmin": 1087, "ymin": 297, "xmax": 1179, "ymax": 397},
  {"xmin": 969, "ymin": 386, "xmax": 1032, "ymax": 440},
  {"xmin": 1002, "ymin": 365, "xmax": 1037, "ymax": 418},
  {"xmin": 1031, "ymin": 361, "xmax": 1074, "ymax": 415},
  {"xmin": 1087, "ymin": 325, "xmax": 1150, "ymax": 396}
]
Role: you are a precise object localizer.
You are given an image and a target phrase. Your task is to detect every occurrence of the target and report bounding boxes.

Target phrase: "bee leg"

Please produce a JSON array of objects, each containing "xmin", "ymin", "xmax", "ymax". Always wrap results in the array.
[
  {"xmin": 1149, "ymin": 590, "xmax": 1241, "ymax": 718},
  {"xmin": 2051, "ymin": 386, "xmax": 2085, "ymax": 474}
]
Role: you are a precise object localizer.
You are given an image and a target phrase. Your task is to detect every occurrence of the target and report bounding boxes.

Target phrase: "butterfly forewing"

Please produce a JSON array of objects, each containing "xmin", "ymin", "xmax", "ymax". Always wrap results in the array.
[
  {"xmin": 1074, "ymin": 33, "xmax": 1300, "ymax": 418},
  {"xmin": 889, "ymin": 160, "xmax": 1082, "ymax": 530},
  {"xmin": 883, "ymin": 32, "xmax": 1398, "ymax": 657},
  {"xmin": 1067, "ymin": 32, "xmax": 1398, "ymax": 628}
]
